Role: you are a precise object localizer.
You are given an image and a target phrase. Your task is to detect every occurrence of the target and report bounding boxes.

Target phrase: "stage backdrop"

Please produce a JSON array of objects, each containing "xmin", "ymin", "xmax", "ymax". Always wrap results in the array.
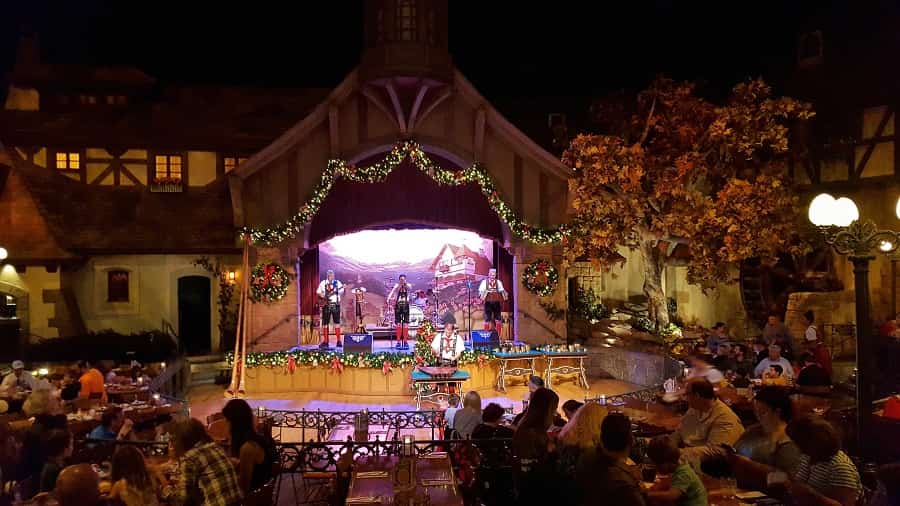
[{"xmin": 318, "ymin": 228, "xmax": 494, "ymax": 332}]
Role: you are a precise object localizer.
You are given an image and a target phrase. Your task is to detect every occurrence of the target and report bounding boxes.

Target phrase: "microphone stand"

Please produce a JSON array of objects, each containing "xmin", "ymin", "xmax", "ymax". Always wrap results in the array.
[{"xmin": 466, "ymin": 274, "xmax": 472, "ymax": 343}]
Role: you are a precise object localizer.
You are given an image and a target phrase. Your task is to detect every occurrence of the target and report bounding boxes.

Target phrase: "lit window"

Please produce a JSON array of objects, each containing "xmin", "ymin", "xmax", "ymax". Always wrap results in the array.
[
  {"xmin": 79, "ymin": 95, "xmax": 97, "ymax": 105},
  {"xmin": 154, "ymin": 155, "xmax": 183, "ymax": 181},
  {"xmin": 107, "ymin": 270, "xmax": 129, "ymax": 302},
  {"xmin": 55, "ymin": 152, "xmax": 80, "ymax": 170},
  {"xmin": 224, "ymin": 156, "xmax": 248, "ymax": 173},
  {"xmin": 396, "ymin": 0, "xmax": 416, "ymax": 41}
]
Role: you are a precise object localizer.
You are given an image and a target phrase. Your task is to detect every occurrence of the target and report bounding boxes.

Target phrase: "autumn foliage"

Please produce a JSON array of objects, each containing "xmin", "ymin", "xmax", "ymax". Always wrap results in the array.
[{"xmin": 562, "ymin": 77, "xmax": 813, "ymax": 327}]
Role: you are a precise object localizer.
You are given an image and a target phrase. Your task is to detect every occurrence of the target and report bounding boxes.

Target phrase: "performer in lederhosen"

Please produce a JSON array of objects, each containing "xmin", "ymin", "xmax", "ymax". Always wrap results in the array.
[
  {"xmin": 430, "ymin": 312, "xmax": 465, "ymax": 366},
  {"xmin": 478, "ymin": 268, "xmax": 508, "ymax": 332},
  {"xmin": 387, "ymin": 274, "xmax": 412, "ymax": 350},
  {"xmin": 352, "ymin": 287, "xmax": 367, "ymax": 334},
  {"xmin": 316, "ymin": 270, "xmax": 345, "ymax": 348}
]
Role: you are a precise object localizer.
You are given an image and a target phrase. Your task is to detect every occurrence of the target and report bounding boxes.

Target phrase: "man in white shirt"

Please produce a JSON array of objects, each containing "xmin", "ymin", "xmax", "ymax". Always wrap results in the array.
[
  {"xmin": 431, "ymin": 313, "xmax": 465, "ymax": 365},
  {"xmin": 754, "ymin": 343, "xmax": 795, "ymax": 379},
  {"xmin": 0, "ymin": 360, "xmax": 38, "ymax": 397},
  {"xmin": 316, "ymin": 270, "xmax": 345, "ymax": 348},
  {"xmin": 477, "ymin": 268, "xmax": 508, "ymax": 332},
  {"xmin": 677, "ymin": 378, "xmax": 745, "ymax": 468}
]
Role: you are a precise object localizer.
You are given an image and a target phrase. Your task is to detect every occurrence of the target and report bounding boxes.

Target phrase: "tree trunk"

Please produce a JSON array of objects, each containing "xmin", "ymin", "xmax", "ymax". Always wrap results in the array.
[{"xmin": 640, "ymin": 241, "xmax": 669, "ymax": 331}]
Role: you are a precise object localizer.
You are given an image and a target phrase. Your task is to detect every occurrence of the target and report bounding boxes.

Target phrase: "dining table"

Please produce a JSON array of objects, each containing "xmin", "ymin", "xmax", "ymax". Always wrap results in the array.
[{"xmin": 346, "ymin": 452, "xmax": 463, "ymax": 505}]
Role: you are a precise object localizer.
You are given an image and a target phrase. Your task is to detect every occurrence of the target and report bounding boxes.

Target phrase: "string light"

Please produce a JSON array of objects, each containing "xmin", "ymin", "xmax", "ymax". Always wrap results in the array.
[{"xmin": 239, "ymin": 141, "xmax": 567, "ymax": 246}]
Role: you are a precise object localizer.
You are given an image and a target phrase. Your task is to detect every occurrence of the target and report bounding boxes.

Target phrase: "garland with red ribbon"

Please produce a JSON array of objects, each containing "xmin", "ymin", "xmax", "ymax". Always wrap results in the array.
[
  {"xmin": 330, "ymin": 356, "xmax": 344, "ymax": 374},
  {"xmin": 249, "ymin": 262, "xmax": 293, "ymax": 303},
  {"xmin": 382, "ymin": 360, "xmax": 392, "ymax": 375},
  {"xmin": 286, "ymin": 356, "xmax": 297, "ymax": 374}
]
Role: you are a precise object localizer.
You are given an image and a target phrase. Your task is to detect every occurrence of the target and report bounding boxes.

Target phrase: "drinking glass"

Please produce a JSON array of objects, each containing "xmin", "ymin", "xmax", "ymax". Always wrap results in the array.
[{"xmin": 641, "ymin": 463, "xmax": 657, "ymax": 483}]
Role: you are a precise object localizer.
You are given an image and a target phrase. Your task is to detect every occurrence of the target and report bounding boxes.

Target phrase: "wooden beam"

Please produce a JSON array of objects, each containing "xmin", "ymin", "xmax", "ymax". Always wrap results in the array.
[
  {"xmin": 539, "ymin": 172, "xmax": 548, "ymax": 227},
  {"xmin": 474, "ymin": 108, "xmax": 486, "ymax": 160},
  {"xmin": 328, "ymin": 105, "xmax": 340, "ymax": 157},
  {"xmin": 357, "ymin": 94, "xmax": 368, "ymax": 143},
  {"xmin": 407, "ymin": 81, "xmax": 430, "ymax": 133},
  {"xmin": 90, "ymin": 164, "xmax": 114, "ymax": 185},
  {"xmin": 514, "ymin": 155, "xmax": 523, "ymax": 216},
  {"xmin": 854, "ymin": 106, "xmax": 893, "ymax": 179},
  {"xmin": 384, "ymin": 82, "xmax": 408, "ymax": 134},
  {"xmin": 227, "ymin": 174, "xmax": 245, "ymax": 228},
  {"xmin": 287, "ymin": 150, "xmax": 299, "ymax": 214}
]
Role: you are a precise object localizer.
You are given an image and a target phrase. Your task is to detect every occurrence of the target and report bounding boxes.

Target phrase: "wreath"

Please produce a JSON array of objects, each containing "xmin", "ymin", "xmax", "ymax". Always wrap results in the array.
[
  {"xmin": 249, "ymin": 263, "xmax": 293, "ymax": 303},
  {"xmin": 522, "ymin": 259, "xmax": 559, "ymax": 297}
]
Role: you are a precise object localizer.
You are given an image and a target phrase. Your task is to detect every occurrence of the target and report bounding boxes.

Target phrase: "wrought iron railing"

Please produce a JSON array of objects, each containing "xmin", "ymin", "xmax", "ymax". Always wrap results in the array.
[
  {"xmin": 71, "ymin": 439, "xmax": 169, "ymax": 464},
  {"xmin": 276, "ymin": 438, "xmax": 512, "ymax": 473},
  {"xmin": 267, "ymin": 409, "xmax": 446, "ymax": 442},
  {"xmin": 585, "ymin": 385, "xmax": 662, "ymax": 405}
]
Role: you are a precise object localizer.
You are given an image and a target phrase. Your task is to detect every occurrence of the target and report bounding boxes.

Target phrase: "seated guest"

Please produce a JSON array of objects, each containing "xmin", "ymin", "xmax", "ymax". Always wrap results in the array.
[
  {"xmin": 444, "ymin": 393, "xmax": 461, "ymax": 430},
  {"xmin": 109, "ymin": 445, "xmax": 159, "ymax": 506},
  {"xmin": 512, "ymin": 387, "xmax": 559, "ymax": 505},
  {"xmin": 511, "ymin": 375, "xmax": 546, "ymax": 428},
  {"xmin": 754, "ymin": 344, "xmax": 794, "ymax": 380},
  {"xmin": 751, "ymin": 339, "xmax": 769, "ymax": 365},
  {"xmin": 762, "ymin": 364, "xmax": 789, "ymax": 386},
  {"xmin": 59, "ymin": 370, "xmax": 81, "ymax": 401},
  {"xmin": 733, "ymin": 344, "xmax": 756, "ymax": 373},
  {"xmin": 561, "ymin": 399, "xmax": 584, "ymax": 422},
  {"xmin": 39, "ymin": 429, "xmax": 73, "ymax": 492},
  {"xmin": 731, "ymin": 387, "xmax": 802, "ymax": 483},
  {"xmin": 19, "ymin": 390, "xmax": 68, "ymax": 481},
  {"xmin": 0, "ymin": 360, "xmax": 38, "ymax": 397},
  {"xmin": 472, "ymin": 403, "xmax": 515, "ymax": 506},
  {"xmin": 576, "ymin": 413, "xmax": 646, "ymax": 506},
  {"xmin": 731, "ymin": 367, "xmax": 752, "ymax": 389},
  {"xmin": 557, "ymin": 402, "xmax": 608, "ymax": 504},
  {"xmin": 472, "ymin": 402, "xmax": 515, "ymax": 441},
  {"xmin": 646, "ymin": 435, "xmax": 707, "ymax": 506},
  {"xmin": 795, "ymin": 352, "xmax": 832, "ymax": 395},
  {"xmin": 676, "ymin": 378, "xmax": 744, "ymax": 467},
  {"xmin": 89, "ymin": 406, "xmax": 134, "ymax": 441},
  {"xmin": 786, "ymin": 415, "xmax": 862, "ymax": 506},
  {"xmin": 764, "ymin": 314, "xmax": 795, "ymax": 356},
  {"xmin": 451, "ymin": 391, "xmax": 483, "ymax": 439},
  {"xmin": 688, "ymin": 354, "xmax": 725, "ymax": 385},
  {"xmin": 76, "ymin": 361, "xmax": 107, "ymax": 402},
  {"xmin": 160, "ymin": 419, "xmax": 242, "ymax": 506},
  {"xmin": 713, "ymin": 343, "xmax": 737, "ymax": 374},
  {"xmin": 221, "ymin": 399, "xmax": 277, "ymax": 494},
  {"xmin": 55, "ymin": 464, "xmax": 102, "ymax": 506}
]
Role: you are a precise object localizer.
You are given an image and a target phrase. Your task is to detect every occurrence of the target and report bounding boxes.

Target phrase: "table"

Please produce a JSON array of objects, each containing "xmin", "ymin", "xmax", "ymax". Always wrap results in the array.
[
  {"xmin": 346, "ymin": 453, "xmax": 463, "ymax": 506},
  {"xmin": 105, "ymin": 384, "xmax": 151, "ymax": 403},
  {"xmin": 613, "ymin": 397, "xmax": 682, "ymax": 436},
  {"xmin": 493, "ymin": 351, "xmax": 541, "ymax": 392},
  {"xmin": 543, "ymin": 351, "xmax": 589, "ymax": 390},
  {"xmin": 66, "ymin": 403, "xmax": 182, "ymax": 436},
  {"xmin": 411, "ymin": 370, "xmax": 470, "ymax": 410}
]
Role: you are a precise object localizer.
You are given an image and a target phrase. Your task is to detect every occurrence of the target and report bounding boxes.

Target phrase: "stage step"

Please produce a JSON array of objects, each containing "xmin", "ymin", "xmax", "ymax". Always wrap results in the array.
[{"xmin": 187, "ymin": 354, "xmax": 230, "ymax": 387}]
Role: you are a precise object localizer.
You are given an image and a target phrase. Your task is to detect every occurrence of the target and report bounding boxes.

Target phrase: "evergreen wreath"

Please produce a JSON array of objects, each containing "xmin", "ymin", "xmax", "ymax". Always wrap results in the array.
[
  {"xmin": 522, "ymin": 259, "xmax": 559, "ymax": 297},
  {"xmin": 249, "ymin": 263, "xmax": 293, "ymax": 303}
]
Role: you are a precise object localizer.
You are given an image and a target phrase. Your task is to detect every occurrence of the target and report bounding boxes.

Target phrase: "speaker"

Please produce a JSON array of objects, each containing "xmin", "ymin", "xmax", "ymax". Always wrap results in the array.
[
  {"xmin": 471, "ymin": 330, "xmax": 500, "ymax": 350},
  {"xmin": 344, "ymin": 333, "xmax": 373, "ymax": 354}
]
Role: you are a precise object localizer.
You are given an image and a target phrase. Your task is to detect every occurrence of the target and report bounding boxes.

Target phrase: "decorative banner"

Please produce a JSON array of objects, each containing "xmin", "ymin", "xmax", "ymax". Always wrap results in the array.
[
  {"xmin": 239, "ymin": 140, "xmax": 567, "ymax": 246},
  {"xmin": 522, "ymin": 259, "xmax": 560, "ymax": 297},
  {"xmin": 226, "ymin": 347, "xmax": 495, "ymax": 370},
  {"xmin": 249, "ymin": 263, "xmax": 293, "ymax": 304}
]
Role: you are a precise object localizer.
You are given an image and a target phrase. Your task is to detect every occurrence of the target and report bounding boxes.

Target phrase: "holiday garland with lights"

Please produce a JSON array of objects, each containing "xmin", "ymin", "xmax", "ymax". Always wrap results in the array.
[
  {"xmin": 522, "ymin": 259, "xmax": 559, "ymax": 297},
  {"xmin": 248, "ymin": 263, "xmax": 293, "ymax": 303},
  {"xmin": 239, "ymin": 140, "xmax": 567, "ymax": 246}
]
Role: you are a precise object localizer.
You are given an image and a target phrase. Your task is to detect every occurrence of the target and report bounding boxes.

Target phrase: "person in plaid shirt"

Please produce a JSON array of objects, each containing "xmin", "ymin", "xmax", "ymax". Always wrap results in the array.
[{"xmin": 160, "ymin": 419, "xmax": 242, "ymax": 506}]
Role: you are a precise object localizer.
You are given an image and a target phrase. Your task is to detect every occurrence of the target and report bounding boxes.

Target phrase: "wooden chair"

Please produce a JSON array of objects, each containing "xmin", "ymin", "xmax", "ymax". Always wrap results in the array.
[{"xmin": 243, "ymin": 478, "xmax": 275, "ymax": 506}]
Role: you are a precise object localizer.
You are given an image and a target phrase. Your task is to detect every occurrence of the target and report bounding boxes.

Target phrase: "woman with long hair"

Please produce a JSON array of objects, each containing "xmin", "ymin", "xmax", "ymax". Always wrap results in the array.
[
  {"xmin": 556, "ymin": 402, "xmax": 608, "ymax": 505},
  {"xmin": 221, "ymin": 399, "xmax": 277, "ymax": 493},
  {"xmin": 451, "ymin": 391, "xmax": 483, "ymax": 439},
  {"xmin": 512, "ymin": 387, "xmax": 559, "ymax": 505},
  {"xmin": 109, "ymin": 445, "xmax": 159, "ymax": 506}
]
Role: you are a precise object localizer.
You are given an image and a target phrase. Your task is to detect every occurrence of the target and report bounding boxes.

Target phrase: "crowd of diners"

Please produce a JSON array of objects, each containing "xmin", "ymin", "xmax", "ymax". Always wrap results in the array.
[
  {"xmin": 443, "ymin": 377, "xmax": 898, "ymax": 506},
  {"xmin": 0, "ymin": 395, "xmax": 276, "ymax": 506}
]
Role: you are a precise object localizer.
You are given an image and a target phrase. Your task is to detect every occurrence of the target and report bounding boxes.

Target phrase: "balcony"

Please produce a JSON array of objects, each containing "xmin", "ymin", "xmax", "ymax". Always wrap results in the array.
[{"xmin": 150, "ymin": 177, "xmax": 184, "ymax": 193}]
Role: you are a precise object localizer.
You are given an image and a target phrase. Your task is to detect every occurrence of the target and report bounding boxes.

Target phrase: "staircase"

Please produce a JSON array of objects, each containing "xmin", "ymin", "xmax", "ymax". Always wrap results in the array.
[{"xmin": 187, "ymin": 354, "xmax": 230, "ymax": 388}]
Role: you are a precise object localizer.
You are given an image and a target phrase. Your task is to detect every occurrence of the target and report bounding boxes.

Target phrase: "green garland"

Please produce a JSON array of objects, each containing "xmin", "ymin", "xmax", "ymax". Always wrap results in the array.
[
  {"xmin": 239, "ymin": 141, "xmax": 567, "ymax": 246},
  {"xmin": 249, "ymin": 263, "xmax": 293, "ymax": 303},
  {"xmin": 230, "ymin": 318, "xmax": 498, "ymax": 370},
  {"xmin": 522, "ymin": 259, "xmax": 559, "ymax": 297}
]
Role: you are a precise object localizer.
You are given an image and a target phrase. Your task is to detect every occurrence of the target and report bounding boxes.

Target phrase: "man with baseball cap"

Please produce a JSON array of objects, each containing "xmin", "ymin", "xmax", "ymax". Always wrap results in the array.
[{"xmin": 0, "ymin": 360, "xmax": 38, "ymax": 397}]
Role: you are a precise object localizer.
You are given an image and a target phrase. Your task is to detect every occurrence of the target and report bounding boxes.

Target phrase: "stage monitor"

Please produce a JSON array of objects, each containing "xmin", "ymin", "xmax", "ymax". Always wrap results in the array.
[
  {"xmin": 344, "ymin": 333, "xmax": 373, "ymax": 354},
  {"xmin": 471, "ymin": 330, "xmax": 500, "ymax": 351}
]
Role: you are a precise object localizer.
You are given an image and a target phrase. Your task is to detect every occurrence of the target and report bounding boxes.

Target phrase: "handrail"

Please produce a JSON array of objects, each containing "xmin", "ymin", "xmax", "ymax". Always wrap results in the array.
[
  {"xmin": 149, "ymin": 356, "xmax": 191, "ymax": 402},
  {"xmin": 266, "ymin": 409, "xmax": 445, "ymax": 442},
  {"xmin": 516, "ymin": 309, "xmax": 565, "ymax": 342}
]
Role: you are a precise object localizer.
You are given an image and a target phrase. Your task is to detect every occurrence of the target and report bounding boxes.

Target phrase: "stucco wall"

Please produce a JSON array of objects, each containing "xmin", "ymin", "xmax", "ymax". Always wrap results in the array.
[{"xmin": 0, "ymin": 265, "xmax": 59, "ymax": 340}]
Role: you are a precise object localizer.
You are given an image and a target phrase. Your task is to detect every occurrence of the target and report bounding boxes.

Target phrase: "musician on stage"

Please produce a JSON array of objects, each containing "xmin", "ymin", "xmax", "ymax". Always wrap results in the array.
[
  {"xmin": 431, "ymin": 312, "xmax": 465, "ymax": 365},
  {"xmin": 387, "ymin": 274, "xmax": 413, "ymax": 350},
  {"xmin": 316, "ymin": 270, "xmax": 345, "ymax": 348},
  {"xmin": 478, "ymin": 268, "xmax": 508, "ymax": 332}
]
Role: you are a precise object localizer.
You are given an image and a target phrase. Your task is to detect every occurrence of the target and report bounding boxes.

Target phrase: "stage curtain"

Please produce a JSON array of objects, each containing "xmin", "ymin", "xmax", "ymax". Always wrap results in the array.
[
  {"xmin": 299, "ymin": 248, "xmax": 319, "ymax": 316},
  {"xmin": 308, "ymin": 160, "xmax": 505, "ymax": 245}
]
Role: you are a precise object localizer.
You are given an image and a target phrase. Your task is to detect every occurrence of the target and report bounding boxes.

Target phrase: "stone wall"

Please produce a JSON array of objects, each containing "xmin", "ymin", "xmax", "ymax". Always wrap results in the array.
[
  {"xmin": 785, "ymin": 291, "xmax": 856, "ymax": 356},
  {"xmin": 248, "ymin": 247, "xmax": 299, "ymax": 353},
  {"xmin": 587, "ymin": 345, "xmax": 681, "ymax": 387}
]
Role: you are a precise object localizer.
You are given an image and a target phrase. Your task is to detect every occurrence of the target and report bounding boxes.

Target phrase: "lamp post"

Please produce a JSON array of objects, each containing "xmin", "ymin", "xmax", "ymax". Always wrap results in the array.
[{"xmin": 808, "ymin": 193, "xmax": 900, "ymax": 460}]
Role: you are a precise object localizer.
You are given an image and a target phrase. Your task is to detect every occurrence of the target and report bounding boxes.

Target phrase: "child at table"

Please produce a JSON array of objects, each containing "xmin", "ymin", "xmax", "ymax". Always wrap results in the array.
[
  {"xmin": 646, "ymin": 435, "xmax": 708, "ymax": 506},
  {"xmin": 109, "ymin": 445, "xmax": 159, "ymax": 506},
  {"xmin": 762, "ymin": 365, "xmax": 789, "ymax": 387}
]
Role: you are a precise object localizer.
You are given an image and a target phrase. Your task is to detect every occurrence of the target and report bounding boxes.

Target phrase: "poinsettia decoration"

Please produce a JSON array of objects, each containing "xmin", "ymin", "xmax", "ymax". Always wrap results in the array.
[
  {"xmin": 249, "ymin": 263, "xmax": 293, "ymax": 303},
  {"xmin": 522, "ymin": 259, "xmax": 559, "ymax": 297}
]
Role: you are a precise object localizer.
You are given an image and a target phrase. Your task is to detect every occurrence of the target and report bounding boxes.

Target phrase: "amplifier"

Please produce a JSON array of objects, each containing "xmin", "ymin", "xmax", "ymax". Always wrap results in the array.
[
  {"xmin": 344, "ymin": 333, "xmax": 373, "ymax": 354},
  {"xmin": 471, "ymin": 330, "xmax": 500, "ymax": 350}
]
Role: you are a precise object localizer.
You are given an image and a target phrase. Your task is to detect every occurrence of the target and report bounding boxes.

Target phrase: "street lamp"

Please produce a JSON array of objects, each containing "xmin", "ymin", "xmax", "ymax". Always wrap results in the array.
[
  {"xmin": 808, "ymin": 192, "xmax": 900, "ymax": 460},
  {"xmin": 0, "ymin": 247, "xmax": 7, "ymax": 261}
]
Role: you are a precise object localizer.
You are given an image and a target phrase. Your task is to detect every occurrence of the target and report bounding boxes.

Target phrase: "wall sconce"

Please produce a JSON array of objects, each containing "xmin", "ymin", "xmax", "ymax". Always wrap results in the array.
[
  {"xmin": 37, "ymin": 367, "xmax": 49, "ymax": 377},
  {"xmin": 227, "ymin": 271, "xmax": 237, "ymax": 283}
]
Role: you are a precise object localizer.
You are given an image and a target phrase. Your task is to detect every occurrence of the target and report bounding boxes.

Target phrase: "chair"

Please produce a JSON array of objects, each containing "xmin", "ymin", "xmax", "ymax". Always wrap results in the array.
[{"xmin": 243, "ymin": 478, "xmax": 276, "ymax": 506}]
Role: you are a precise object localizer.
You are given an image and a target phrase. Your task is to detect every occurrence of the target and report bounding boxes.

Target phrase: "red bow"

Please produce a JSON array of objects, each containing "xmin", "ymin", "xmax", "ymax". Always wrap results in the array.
[
  {"xmin": 262, "ymin": 264, "xmax": 277, "ymax": 287},
  {"xmin": 286, "ymin": 356, "xmax": 296, "ymax": 374},
  {"xmin": 414, "ymin": 354, "xmax": 424, "ymax": 366},
  {"xmin": 477, "ymin": 354, "xmax": 486, "ymax": 368},
  {"xmin": 331, "ymin": 356, "xmax": 344, "ymax": 374},
  {"xmin": 382, "ymin": 360, "xmax": 392, "ymax": 375}
]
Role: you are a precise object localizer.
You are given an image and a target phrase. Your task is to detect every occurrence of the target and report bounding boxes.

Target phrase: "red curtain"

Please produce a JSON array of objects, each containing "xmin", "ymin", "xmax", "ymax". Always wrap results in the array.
[{"xmin": 299, "ymin": 248, "xmax": 319, "ymax": 316}]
